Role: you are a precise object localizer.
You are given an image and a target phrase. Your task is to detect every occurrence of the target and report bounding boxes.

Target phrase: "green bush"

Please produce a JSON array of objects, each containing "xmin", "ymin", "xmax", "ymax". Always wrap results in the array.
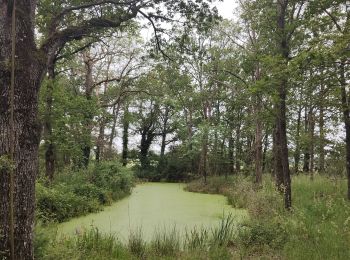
[
  {"xmin": 36, "ymin": 182, "xmax": 101, "ymax": 222},
  {"xmin": 92, "ymin": 162, "xmax": 134, "ymax": 194},
  {"xmin": 36, "ymin": 161, "xmax": 134, "ymax": 223},
  {"xmin": 237, "ymin": 220, "xmax": 288, "ymax": 251}
]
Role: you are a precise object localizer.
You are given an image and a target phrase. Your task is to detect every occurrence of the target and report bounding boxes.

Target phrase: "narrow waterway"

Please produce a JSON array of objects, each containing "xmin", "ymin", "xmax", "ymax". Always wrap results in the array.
[{"xmin": 58, "ymin": 183, "xmax": 246, "ymax": 241}]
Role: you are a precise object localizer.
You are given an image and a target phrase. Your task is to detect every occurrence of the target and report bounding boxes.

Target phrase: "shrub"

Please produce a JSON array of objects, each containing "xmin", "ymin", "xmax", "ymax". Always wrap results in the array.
[
  {"xmin": 237, "ymin": 220, "xmax": 288, "ymax": 251},
  {"xmin": 36, "ymin": 182, "xmax": 101, "ymax": 222},
  {"xmin": 36, "ymin": 161, "xmax": 134, "ymax": 223}
]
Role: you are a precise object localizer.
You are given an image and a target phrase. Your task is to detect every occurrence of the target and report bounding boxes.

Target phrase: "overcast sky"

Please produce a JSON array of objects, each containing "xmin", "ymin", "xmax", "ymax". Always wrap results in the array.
[{"xmin": 216, "ymin": 0, "xmax": 237, "ymax": 19}]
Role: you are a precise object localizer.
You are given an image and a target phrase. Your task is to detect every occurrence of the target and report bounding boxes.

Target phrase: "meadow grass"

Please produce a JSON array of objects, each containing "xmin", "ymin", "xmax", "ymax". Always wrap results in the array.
[{"xmin": 187, "ymin": 174, "xmax": 350, "ymax": 259}]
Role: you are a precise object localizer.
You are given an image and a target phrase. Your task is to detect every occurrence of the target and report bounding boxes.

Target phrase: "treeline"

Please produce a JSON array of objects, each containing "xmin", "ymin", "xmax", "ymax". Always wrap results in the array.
[{"xmin": 39, "ymin": 1, "xmax": 349, "ymax": 207}]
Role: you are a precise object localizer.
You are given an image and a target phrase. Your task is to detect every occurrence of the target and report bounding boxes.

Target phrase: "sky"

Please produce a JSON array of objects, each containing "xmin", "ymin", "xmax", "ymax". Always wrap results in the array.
[{"xmin": 216, "ymin": 0, "xmax": 237, "ymax": 19}]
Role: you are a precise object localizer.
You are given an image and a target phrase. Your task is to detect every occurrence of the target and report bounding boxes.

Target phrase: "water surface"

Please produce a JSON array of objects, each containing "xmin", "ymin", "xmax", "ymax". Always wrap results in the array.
[{"xmin": 58, "ymin": 183, "xmax": 246, "ymax": 241}]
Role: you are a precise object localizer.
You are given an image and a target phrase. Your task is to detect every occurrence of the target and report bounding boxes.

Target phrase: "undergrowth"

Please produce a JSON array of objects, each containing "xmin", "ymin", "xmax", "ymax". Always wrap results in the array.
[
  {"xmin": 36, "ymin": 161, "xmax": 134, "ymax": 223},
  {"xmin": 187, "ymin": 174, "xmax": 350, "ymax": 259}
]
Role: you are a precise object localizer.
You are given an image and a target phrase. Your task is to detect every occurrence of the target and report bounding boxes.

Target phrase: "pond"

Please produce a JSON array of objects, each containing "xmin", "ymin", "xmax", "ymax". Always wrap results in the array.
[{"xmin": 58, "ymin": 183, "xmax": 247, "ymax": 241}]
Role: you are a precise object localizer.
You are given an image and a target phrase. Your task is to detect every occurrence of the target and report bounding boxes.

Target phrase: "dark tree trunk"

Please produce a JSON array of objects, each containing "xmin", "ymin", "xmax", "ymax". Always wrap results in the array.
[
  {"xmin": 309, "ymin": 110, "xmax": 315, "ymax": 175},
  {"xmin": 340, "ymin": 60, "xmax": 350, "ymax": 200},
  {"xmin": 294, "ymin": 105, "xmax": 302, "ymax": 173},
  {"xmin": 319, "ymin": 97, "xmax": 325, "ymax": 172},
  {"xmin": 199, "ymin": 100, "xmax": 210, "ymax": 183},
  {"xmin": 262, "ymin": 132, "xmax": 269, "ymax": 173},
  {"xmin": 109, "ymin": 102, "xmax": 121, "ymax": 153},
  {"xmin": 235, "ymin": 121, "xmax": 241, "ymax": 173},
  {"xmin": 275, "ymin": 79, "xmax": 292, "ymax": 208},
  {"xmin": 139, "ymin": 129, "xmax": 154, "ymax": 169},
  {"xmin": 303, "ymin": 108, "xmax": 310, "ymax": 172},
  {"xmin": 254, "ymin": 70, "xmax": 263, "ymax": 184},
  {"xmin": 186, "ymin": 108, "xmax": 195, "ymax": 172},
  {"xmin": 109, "ymin": 105, "xmax": 117, "ymax": 151},
  {"xmin": 200, "ymin": 125, "xmax": 209, "ymax": 183},
  {"xmin": 0, "ymin": 2, "xmax": 45, "ymax": 258},
  {"xmin": 274, "ymin": 0, "xmax": 291, "ymax": 209},
  {"xmin": 96, "ymin": 120, "xmax": 105, "ymax": 163},
  {"xmin": 273, "ymin": 126, "xmax": 284, "ymax": 190},
  {"xmin": 81, "ymin": 51, "xmax": 94, "ymax": 168},
  {"xmin": 228, "ymin": 134, "xmax": 235, "ymax": 175},
  {"xmin": 122, "ymin": 106, "xmax": 129, "ymax": 166},
  {"xmin": 160, "ymin": 106, "xmax": 170, "ymax": 158}
]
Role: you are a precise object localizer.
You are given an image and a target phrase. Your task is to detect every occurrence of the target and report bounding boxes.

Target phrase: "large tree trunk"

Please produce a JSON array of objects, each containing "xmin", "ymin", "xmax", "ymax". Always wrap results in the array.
[
  {"xmin": 275, "ymin": 79, "xmax": 292, "ymax": 208},
  {"xmin": 0, "ymin": 2, "xmax": 45, "ymax": 259},
  {"xmin": 274, "ymin": 0, "xmax": 291, "ymax": 209}
]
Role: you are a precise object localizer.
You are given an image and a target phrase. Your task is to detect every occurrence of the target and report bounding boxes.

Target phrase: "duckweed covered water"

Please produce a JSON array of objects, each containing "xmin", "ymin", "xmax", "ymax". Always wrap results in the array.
[{"xmin": 58, "ymin": 183, "xmax": 246, "ymax": 241}]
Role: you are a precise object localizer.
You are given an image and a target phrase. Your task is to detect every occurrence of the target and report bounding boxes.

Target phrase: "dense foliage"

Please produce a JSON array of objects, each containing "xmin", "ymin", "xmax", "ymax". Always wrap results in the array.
[{"xmin": 36, "ymin": 162, "xmax": 134, "ymax": 223}]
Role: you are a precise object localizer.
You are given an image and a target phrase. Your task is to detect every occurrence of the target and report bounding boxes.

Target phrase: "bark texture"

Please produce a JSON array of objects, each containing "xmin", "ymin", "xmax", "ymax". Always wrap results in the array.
[
  {"xmin": 274, "ymin": 0, "xmax": 291, "ymax": 209},
  {"xmin": 0, "ymin": 2, "xmax": 45, "ymax": 259}
]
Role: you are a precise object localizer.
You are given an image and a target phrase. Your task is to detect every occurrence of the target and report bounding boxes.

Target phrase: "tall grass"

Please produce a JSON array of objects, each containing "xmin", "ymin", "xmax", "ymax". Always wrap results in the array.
[
  {"xmin": 35, "ymin": 215, "xmax": 240, "ymax": 259},
  {"xmin": 186, "ymin": 174, "xmax": 350, "ymax": 259},
  {"xmin": 128, "ymin": 228, "xmax": 146, "ymax": 257},
  {"xmin": 150, "ymin": 226, "xmax": 181, "ymax": 256}
]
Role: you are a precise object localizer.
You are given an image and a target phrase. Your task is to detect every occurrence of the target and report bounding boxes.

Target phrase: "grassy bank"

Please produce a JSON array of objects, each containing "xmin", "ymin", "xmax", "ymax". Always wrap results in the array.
[
  {"xmin": 35, "ymin": 215, "xmax": 238, "ymax": 259},
  {"xmin": 187, "ymin": 174, "xmax": 350, "ymax": 259}
]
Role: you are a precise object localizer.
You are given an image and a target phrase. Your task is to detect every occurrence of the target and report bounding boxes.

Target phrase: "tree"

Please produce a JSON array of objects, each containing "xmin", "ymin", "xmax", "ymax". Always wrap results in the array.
[{"xmin": 0, "ymin": 1, "xmax": 217, "ymax": 258}]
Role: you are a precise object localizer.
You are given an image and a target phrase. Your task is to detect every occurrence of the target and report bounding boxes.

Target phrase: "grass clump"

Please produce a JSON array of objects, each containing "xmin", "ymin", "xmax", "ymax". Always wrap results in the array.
[
  {"xmin": 128, "ymin": 228, "xmax": 146, "ymax": 258},
  {"xmin": 150, "ymin": 227, "xmax": 181, "ymax": 257}
]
